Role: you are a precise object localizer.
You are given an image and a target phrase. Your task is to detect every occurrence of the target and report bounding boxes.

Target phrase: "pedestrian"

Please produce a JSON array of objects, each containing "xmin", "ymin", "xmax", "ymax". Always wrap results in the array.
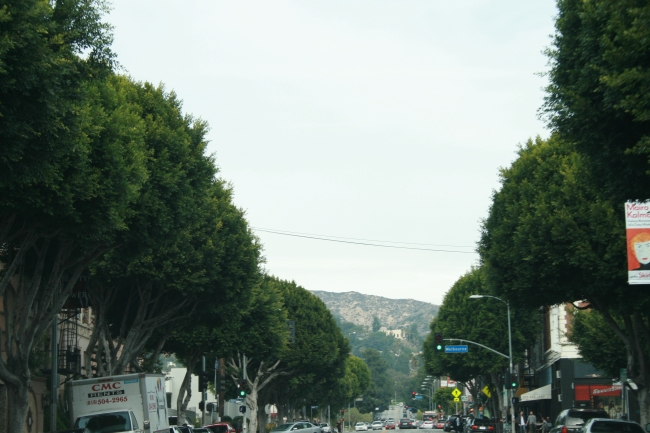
[
  {"xmin": 455, "ymin": 414, "xmax": 462, "ymax": 432},
  {"xmin": 526, "ymin": 411, "xmax": 537, "ymax": 433},
  {"xmin": 517, "ymin": 411, "xmax": 526, "ymax": 433}
]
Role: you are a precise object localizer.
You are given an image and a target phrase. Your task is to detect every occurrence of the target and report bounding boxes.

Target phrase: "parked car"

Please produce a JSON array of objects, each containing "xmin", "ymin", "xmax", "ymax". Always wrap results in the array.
[
  {"xmin": 178, "ymin": 426, "xmax": 194, "ymax": 433},
  {"xmin": 205, "ymin": 423, "xmax": 236, "ymax": 433},
  {"xmin": 420, "ymin": 421, "xmax": 435, "ymax": 429},
  {"xmin": 549, "ymin": 409, "xmax": 609, "ymax": 433},
  {"xmin": 320, "ymin": 423, "xmax": 333, "ymax": 433},
  {"xmin": 372, "ymin": 421, "xmax": 384, "ymax": 430},
  {"xmin": 356, "ymin": 422, "xmax": 369, "ymax": 432},
  {"xmin": 578, "ymin": 418, "xmax": 643, "ymax": 433},
  {"xmin": 386, "ymin": 421, "xmax": 396, "ymax": 430},
  {"xmin": 194, "ymin": 429, "xmax": 211, "ymax": 433},
  {"xmin": 463, "ymin": 418, "xmax": 495, "ymax": 433},
  {"xmin": 400, "ymin": 419, "xmax": 415, "ymax": 429}
]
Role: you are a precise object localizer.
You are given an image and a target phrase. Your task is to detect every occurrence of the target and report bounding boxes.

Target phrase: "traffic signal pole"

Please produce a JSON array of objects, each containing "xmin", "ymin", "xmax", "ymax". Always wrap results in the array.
[{"xmin": 202, "ymin": 356, "xmax": 207, "ymax": 426}]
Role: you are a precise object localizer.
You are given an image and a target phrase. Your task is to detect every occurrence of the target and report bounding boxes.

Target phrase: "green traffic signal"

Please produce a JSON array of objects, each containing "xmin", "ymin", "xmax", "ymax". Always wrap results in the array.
[{"xmin": 434, "ymin": 333, "xmax": 443, "ymax": 352}]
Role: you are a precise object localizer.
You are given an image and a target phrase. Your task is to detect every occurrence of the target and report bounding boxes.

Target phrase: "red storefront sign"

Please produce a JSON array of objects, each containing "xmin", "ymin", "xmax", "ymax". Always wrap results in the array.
[{"xmin": 575, "ymin": 385, "xmax": 622, "ymax": 400}]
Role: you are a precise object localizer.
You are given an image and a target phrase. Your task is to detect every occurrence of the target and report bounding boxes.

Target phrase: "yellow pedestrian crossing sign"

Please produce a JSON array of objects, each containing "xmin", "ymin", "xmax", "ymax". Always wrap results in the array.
[
  {"xmin": 452, "ymin": 389, "xmax": 461, "ymax": 398},
  {"xmin": 453, "ymin": 397, "xmax": 460, "ymax": 402},
  {"xmin": 482, "ymin": 385, "xmax": 491, "ymax": 398}
]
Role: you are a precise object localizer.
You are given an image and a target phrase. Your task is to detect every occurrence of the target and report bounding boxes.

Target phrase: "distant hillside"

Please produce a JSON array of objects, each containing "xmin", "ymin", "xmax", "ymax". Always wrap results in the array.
[{"xmin": 311, "ymin": 290, "xmax": 438, "ymax": 335}]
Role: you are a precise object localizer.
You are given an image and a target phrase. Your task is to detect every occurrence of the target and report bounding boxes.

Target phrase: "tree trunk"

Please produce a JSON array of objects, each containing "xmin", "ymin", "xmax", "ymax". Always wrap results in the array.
[
  {"xmin": 257, "ymin": 402, "xmax": 267, "ymax": 433},
  {"xmin": 6, "ymin": 379, "xmax": 29, "ymax": 433},
  {"xmin": 177, "ymin": 363, "xmax": 195, "ymax": 423},
  {"xmin": 247, "ymin": 386, "xmax": 259, "ymax": 433}
]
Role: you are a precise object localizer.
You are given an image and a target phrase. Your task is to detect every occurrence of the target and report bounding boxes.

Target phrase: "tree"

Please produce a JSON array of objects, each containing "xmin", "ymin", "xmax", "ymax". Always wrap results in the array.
[
  {"xmin": 479, "ymin": 135, "xmax": 650, "ymax": 423},
  {"xmin": 85, "ymin": 77, "xmax": 261, "ymax": 376},
  {"xmin": 0, "ymin": 72, "xmax": 149, "ymax": 433},
  {"xmin": 226, "ymin": 276, "xmax": 349, "ymax": 433},
  {"xmin": 543, "ymin": 0, "xmax": 650, "ymax": 203},
  {"xmin": 433, "ymin": 387, "xmax": 456, "ymax": 415},
  {"xmin": 422, "ymin": 267, "xmax": 539, "ymax": 420},
  {"xmin": 356, "ymin": 349, "xmax": 392, "ymax": 413},
  {"xmin": 568, "ymin": 308, "xmax": 627, "ymax": 378},
  {"xmin": 372, "ymin": 316, "xmax": 381, "ymax": 333}
]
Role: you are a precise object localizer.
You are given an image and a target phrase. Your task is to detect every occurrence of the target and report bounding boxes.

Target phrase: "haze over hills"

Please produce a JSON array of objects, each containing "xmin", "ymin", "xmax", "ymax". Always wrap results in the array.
[{"xmin": 311, "ymin": 290, "xmax": 438, "ymax": 335}]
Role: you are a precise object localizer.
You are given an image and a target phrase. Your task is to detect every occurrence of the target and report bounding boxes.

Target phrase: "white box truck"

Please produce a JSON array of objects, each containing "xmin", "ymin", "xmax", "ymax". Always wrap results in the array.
[{"xmin": 71, "ymin": 373, "xmax": 169, "ymax": 433}]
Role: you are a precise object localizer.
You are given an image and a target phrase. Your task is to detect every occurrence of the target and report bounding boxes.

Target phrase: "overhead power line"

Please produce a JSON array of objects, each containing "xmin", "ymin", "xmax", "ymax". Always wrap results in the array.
[{"xmin": 251, "ymin": 227, "xmax": 478, "ymax": 254}]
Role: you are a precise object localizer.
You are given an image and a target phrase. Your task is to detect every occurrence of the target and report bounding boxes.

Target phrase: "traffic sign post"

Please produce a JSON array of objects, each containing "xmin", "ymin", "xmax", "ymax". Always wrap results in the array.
[{"xmin": 445, "ymin": 345, "xmax": 469, "ymax": 353}]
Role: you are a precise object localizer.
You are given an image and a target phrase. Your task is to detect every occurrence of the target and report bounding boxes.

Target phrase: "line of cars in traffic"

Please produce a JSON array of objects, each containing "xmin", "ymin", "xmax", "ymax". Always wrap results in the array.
[{"xmin": 172, "ymin": 420, "xmax": 333, "ymax": 433}]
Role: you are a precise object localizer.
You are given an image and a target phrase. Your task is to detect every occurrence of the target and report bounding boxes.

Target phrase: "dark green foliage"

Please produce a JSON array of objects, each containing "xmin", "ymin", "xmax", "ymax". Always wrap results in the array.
[
  {"xmin": 356, "ymin": 349, "xmax": 392, "ymax": 413},
  {"xmin": 543, "ymin": 0, "xmax": 650, "ymax": 202},
  {"xmin": 423, "ymin": 267, "xmax": 539, "ymax": 382},
  {"xmin": 479, "ymin": 135, "xmax": 629, "ymax": 309},
  {"xmin": 568, "ymin": 309, "xmax": 628, "ymax": 378},
  {"xmin": 372, "ymin": 316, "xmax": 381, "ymax": 333}
]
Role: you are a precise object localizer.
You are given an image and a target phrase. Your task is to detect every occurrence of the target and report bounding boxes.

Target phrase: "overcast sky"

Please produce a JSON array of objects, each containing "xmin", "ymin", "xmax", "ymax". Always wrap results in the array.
[{"xmin": 108, "ymin": 1, "xmax": 556, "ymax": 305}]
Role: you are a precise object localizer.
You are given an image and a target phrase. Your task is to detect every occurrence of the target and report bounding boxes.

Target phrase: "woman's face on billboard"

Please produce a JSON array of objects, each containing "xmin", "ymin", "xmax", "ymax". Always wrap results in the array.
[{"xmin": 633, "ymin": 240, "xmax": 650, "ymax": 264}]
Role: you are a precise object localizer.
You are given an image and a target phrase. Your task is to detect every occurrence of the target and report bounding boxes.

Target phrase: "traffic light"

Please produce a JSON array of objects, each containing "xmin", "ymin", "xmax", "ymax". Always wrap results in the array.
[
  {"xmin": 341, "ymin": 409, "xmax": 345, "ymax": 415},
  {"xmin": 438, "ymin": 405, "xmax": 442, "ymax": 409},
  {"xmin": 217, "ymin": 374, "xmax": 226, "ymax": 392},
  {"xmin": 411, "ymin": 391, "xmax": 416, "ymax": 400},
  {"xmin": 505, "ymin": 372, "xmax": 517, "ymax": 389},
  {"xmin": 199, "ymin": 370, "xmax": 210, "ymax": 392},
  {"xmin": 239, "ymin": 405, "xmax": 247, "ymax": 413},
  {"xmin": 238, "ymin": 379, "xmax": 247, "ymax": 397},
  {"xmin": 198, "ymin": 401, "xmax": 205, "ymax": 411},
  {"xmin": 434, "ymin": 333, "xmax": 443, "ymax": 352}
]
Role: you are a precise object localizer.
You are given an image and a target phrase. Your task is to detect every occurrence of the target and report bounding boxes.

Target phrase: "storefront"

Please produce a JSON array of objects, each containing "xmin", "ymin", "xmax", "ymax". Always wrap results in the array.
[
  {"xmin": 574, "ymin": 384, "xmax": 622, "ymax": 418},
  {"xmin": 518, "ymin": 385, "xmax": 551, "ymax": 420}
]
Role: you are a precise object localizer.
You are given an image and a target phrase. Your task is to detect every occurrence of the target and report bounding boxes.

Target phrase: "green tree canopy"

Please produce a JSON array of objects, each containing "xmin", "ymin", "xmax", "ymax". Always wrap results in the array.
[
  {"xmin": 543, "ymin": 0, "xmax": 650, "ymax": 202},
  {"xmin": 568, "ymin": 308, "xmax": 627, "ymax": 379},
  {"xmin": 479, "ymin": 134, "xmax": 650, "ymax": 422}
]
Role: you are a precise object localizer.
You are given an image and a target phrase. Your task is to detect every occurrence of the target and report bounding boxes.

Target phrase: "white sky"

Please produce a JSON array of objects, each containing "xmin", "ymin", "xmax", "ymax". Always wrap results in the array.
[{"xmin": 108, "ymin": 1, "xmax": 556, "ymax": 305}]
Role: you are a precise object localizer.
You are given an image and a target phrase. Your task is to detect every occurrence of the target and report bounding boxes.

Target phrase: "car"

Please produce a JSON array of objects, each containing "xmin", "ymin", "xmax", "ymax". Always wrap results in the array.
[
  {"xmin": 372, "ymin": 421, "xmax": 384, "ymax": 430},
  {"xmin": 463, "ymin": 418, "xmax": 495, "ymax": 433},
  {"xmin": 178, "ymin": 426, "xmax": 194, "ymax": 433},
  {"xmin": 205, "ymin": 424, "xmax": 236, "ymax": 433},
  {"xmin": 400, "ymin": 419, "xmax": 415, "ymax": 429},
  {"xmin": 444, "ymin": 416, "xmax": 460, "ymax": 432},
  {"xmin": 194, "ymin": 429, "xmax": 211, "ymax": 433},
  {"xmin": 434, "ymin": 421, "xmax": 445, "ymax": 430},
  {"xmin": 579, "ymin": 418, "xmax": 643, "ymax": 433},
  {"xmin": 386, "ymin": 421, "xmax": 396, "ymax": 430},
  {"xmin": 320, "ymin": 423, "xmax": 333, "ymax": 433},
  {"xmin": 549, "ymin": 409, "xmax": 609, "ymax": 433},
  {"xmin": 356, "ymin": 422, "xmax": 370, "ymax": 431},
  {"xmin": 272, "ymin": 423, "xmax": 322, "ymax": 433},
  {"xmin": 420, "ymin": 421, "xmax": 435, "ymax": 429}
]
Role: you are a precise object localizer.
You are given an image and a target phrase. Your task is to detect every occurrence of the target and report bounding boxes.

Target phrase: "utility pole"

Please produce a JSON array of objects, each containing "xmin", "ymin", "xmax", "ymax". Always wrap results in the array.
[
  {"xmin": 50, "ymin": 293, "xmax": 58, "ymax": 433},
  {"xmin": 202, "ymin": 355, "xmax": 207, "ymax": 426},
  {"xmin": 219, "ymin": 358, "xmax": 225, "ymax": 419}
]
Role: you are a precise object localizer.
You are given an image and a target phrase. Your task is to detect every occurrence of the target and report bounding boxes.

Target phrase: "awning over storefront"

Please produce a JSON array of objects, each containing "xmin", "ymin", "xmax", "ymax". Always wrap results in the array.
[{"xmin": 519, "ymin": 384, "xmax": 551, "ymax": 402}]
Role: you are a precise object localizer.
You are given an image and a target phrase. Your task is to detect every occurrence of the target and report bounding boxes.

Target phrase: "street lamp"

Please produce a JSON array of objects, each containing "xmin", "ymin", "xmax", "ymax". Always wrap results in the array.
[{"xmin": 469, "ymin": 294, "xmax": 514, "ymax": 433}]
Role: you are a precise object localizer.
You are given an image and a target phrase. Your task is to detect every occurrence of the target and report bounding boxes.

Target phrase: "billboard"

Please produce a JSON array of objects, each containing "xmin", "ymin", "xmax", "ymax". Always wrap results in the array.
[{"xmin": 625, "ymin": 201, "xmax": 650, "ymax": 284}]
